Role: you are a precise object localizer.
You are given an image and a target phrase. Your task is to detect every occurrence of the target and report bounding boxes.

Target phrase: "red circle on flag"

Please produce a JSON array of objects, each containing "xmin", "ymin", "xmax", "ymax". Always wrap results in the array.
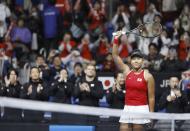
[{"xmin": 104, "ymin": 80, "xmax": 110, "ymax": 87}]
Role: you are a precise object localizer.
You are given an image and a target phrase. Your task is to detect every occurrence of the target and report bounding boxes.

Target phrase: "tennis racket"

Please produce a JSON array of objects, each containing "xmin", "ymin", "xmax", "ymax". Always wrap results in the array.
[{"xmin": 112, "ymin": 22, "xmax": 162, "ymax": 38}]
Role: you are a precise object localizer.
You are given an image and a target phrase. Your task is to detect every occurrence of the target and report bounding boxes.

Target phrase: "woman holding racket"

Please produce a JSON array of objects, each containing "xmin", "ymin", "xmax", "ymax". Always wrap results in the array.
[{"xmin": 112, "ymin": 30, "xmax": 155, "ymax": 131}]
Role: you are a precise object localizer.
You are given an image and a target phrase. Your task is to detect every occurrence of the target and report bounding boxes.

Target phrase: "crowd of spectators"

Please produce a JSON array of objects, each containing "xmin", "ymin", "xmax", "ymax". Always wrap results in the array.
[
  {"xmin": 0, "ymin": 0, "xmax": 190, "ymax": 122},
  {"xmin": 0, "ymin": 0, "xmax": 189, "ymax": 74}
]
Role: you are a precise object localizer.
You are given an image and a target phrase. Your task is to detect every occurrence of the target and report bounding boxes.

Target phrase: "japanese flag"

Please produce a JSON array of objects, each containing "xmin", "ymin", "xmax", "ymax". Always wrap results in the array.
[{"xmin": 98, "ymin": 76, "xmax": 115, "ymax": 90}]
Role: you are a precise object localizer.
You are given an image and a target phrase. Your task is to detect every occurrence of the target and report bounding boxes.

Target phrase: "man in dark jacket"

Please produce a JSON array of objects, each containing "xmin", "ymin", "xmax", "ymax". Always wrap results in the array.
[
  {"xmin": 159, "ymin": 76, "xmax": 188, "ymax": 130},
  {"xmin": 49, "ymin": 68, "xmax": 73, "ymax": 122},
  {"xmin": 20, "ymin": 66, "xmax": 49, "ymax": 122},
  {"xmin": 74, "ymin": 64, "xmax": 104, "ymax": 107},
  {"xmin": 159, "ymin": 76, "xmax": 187, "ymax": 113},
  {"xmin": 49, "ymin": 68, "xmax": 73, "ymax": 104},
  {"xmin": 159, "ymin": 77, "xmax": 187, "ymax": 113},
  {"xmin": 73, "ymin": 64, "xmax": 104, "ymax": 124}
]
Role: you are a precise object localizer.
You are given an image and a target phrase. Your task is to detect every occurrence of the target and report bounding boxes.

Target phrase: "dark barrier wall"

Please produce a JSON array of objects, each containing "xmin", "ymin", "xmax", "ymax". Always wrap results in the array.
[{"xmin": 0, "ymin": 123, "xmax": 48, "ymax": 131}]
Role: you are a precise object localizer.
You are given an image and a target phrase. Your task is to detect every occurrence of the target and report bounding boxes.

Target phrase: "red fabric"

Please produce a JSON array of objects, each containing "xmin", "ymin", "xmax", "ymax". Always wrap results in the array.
[
  {"xmin": 178, "ymin": 40, "xmax": 188, "ymax": 61},
  {"xmin": 125, "ymin": 70, "xmax": 148, "ymax": 105},
  {"xmin": 136, "ymin": 0, "xmax": 146, "ymax": 14},
  {"xmin": 80, "ymin": 43, "xmax": 92, "ymax": 60},
  {"xmin": 56, "ymin": 0, "xmax": 71, "ymax": 15},
  {"xmin": 5, "ymin": 50, "xmax": 13, "ymax": 57},
  {"xmin": 69, "ymin": 41, "xmax": 76, "ymax": 47},
  {"xmin": 98, "ymin": 42, "xmax": 109, "ymax": 56},
  {"xmin": 88, "ymin": 11, "xmax": 105, "ymax": 30},
  {"xmin": 0, "ymin": 42, "xmax": 12, "ymax": 57},
  {"xmin": 59, "ymin": 41, "xmax": 76, "ymax": 58},
  {"xmin": 113, "ymin": 37, "xmax": 119, "ymax": 45},
  {"xmin": 60, "ymin": 44, "xmax": 69, "ymax": 57},
  {"xmin": 119, "ymin": 44, "xmax": 129, "ymax": 58},
  {"xmin": 0, "ymin": 43, "xmax": 6, "ymax": 49}
]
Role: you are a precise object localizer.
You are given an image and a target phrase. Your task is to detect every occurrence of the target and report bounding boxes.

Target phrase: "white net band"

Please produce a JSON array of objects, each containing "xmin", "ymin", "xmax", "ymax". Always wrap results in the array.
[{"xmin": 0, "ymin": 97, "xmax": 190, "ymax": 120}]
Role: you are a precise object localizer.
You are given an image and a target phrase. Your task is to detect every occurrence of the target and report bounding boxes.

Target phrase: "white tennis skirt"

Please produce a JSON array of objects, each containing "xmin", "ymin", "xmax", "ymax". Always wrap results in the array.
[{"xmin": 119, "ymin": 105, "xmax": 151, "ymax": 124}]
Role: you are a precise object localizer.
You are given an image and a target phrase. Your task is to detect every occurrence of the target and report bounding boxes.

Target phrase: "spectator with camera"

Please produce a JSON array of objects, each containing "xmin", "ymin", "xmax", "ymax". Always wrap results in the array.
[
  {"xmin": 58, "ymin": 32, "xmax": 76, "ymax": 58},
  {"xmin": 78, "ymin": 33, "xmax": 93, "ymax": 61},
  {"xmin": 48, "ymin": 53, "xmax": 65, "ymax": 82},
  {"xmin": 87, "ymin": 0, "xmax": 106, "ymax": 40},
  {"xmin": 70, "ymin": 62, "xmax": 84, "ymax": 86},
  {"xmin": 93, "ymin": 34, "xmax": 111, "ymax": 64},
  {"xmin": 34, "ymin": 54, "xmax": 50, "ymax": 82}
]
